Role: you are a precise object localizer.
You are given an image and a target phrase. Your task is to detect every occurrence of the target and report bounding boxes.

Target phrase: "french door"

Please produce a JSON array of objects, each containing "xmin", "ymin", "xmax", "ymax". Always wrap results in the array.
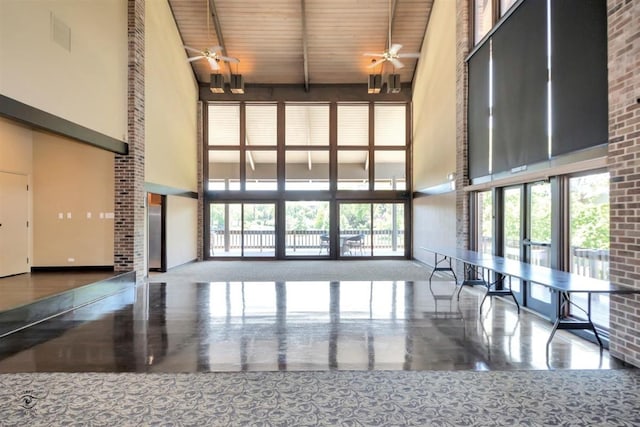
[{"xmin": 501, "ymin": 181, "xmax": 553, "ymax": 316}]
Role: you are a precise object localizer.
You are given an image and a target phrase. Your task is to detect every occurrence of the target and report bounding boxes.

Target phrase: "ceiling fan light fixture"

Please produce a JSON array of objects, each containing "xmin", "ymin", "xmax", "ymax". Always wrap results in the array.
[
  {"xmin": 386, "ymin": 74, "xmax": 401, "ymax": 94},
  {"xmin": 210, "ymin": 74, "xmax": 225, "ymax": 93},
  {"xmin": 230, "ymin": 74, "xmax": 245, "ymax": 94},
  {"xmin": 368, "ymin": 74, "xmax": 382, "ymax": 94}
]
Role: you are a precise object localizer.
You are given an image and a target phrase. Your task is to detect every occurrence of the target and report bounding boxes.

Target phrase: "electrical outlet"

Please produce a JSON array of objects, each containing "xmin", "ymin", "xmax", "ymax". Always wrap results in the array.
[{"xmin": 67, "ymin": 258, "xmax": 75, "ymax": 262}]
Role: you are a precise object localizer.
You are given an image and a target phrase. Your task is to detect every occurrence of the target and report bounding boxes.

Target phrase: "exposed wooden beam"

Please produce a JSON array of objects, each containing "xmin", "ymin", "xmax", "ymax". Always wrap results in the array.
[
  {"xmin": 208, "ymin": 0, "xmax": 232, "ymax": 83},
  {"xmin": 300, "ymin": 0, "xmax": 310, "ymax": 92},
  {"xmin": 389, "ymin": 0, "xmax": 399, "ymax": 51}
]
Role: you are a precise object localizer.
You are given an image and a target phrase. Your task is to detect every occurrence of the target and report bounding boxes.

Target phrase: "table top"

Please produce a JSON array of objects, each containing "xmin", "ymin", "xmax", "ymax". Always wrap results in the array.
[{"xmin": 422, "ymin": 247, "xmax": 638, "ymax": 294}]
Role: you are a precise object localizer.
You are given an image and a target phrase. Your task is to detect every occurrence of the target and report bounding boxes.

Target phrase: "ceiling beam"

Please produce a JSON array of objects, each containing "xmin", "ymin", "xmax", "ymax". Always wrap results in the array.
[
  {"xmin": 208, "ymin": 0, "xmax": 232, "ymax": 83},
  {"xmin": 388, "ymin": 0, "xmax": 399, "ymax": 51},
  {"xmin": 300, "ymin": 0, "xmax": 310, "ymax": 92}
]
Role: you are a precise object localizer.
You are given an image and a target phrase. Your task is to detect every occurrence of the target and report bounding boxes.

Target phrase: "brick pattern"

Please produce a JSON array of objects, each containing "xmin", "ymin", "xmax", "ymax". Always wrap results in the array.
[
  {"xmin": 114, "ymin": 0, "xmax": 145, "ymax": 281},
  {"xmin": 607, "ymin": 0, "xmax": 640, "ymax": 367},
  {"xmin": 197, "ymin": 101, "xmax": 204, "ymax": 261},
  {"xmin": 456, "ymin": 0, "xmax": 471, "ymax": 250}
]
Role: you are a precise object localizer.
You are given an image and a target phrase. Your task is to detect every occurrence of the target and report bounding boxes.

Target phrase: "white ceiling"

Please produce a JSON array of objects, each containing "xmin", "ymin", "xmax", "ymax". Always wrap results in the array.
[{"xmin": 168, "ymin": 0, "xmax": 434, "ymax": 86}]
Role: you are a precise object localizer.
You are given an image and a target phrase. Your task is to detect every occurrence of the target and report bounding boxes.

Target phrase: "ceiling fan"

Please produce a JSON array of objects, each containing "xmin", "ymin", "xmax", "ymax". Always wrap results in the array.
[
  {"xmin": 184, "ymin": 45, "xmax": 239, "ymax": 71},
  {"xmin": 363, "ymin": 0, "xmax": 420, "ymax": 69}
]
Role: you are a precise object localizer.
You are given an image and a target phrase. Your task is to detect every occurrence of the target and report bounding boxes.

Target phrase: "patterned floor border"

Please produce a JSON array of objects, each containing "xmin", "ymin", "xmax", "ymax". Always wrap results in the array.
[{"xmin": 1, "ymin": 369, "xmax": 639, "ymax": 426}]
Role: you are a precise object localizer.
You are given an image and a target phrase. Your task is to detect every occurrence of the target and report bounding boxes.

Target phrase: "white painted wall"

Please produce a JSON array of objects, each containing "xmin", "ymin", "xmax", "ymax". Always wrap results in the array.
[
  {"xmin": 411, "ymin": 0, "xmax": 458, "ymax": 260},
  {"xmin": 0, "ymin": 0, "xmax": 128, "ymax": 141},
  {"xmin": 166, "ymin": 195, "xmax": 198, "ymax": 269},
  {"xmin": 145, "ymin": 0, "xmax": 199, "ymax": 192}
]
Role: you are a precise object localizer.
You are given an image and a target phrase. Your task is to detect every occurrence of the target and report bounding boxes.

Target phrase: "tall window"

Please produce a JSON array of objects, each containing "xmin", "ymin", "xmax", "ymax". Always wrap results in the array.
[
  {"xmin": 246, "ymin": 104, "xmax": 277, "ymax": 190},
  {"xmin": 374, "ymin": 104, "xmax": 406, "ymax": 190},
  {"xmin": 474, "ymin": 0, "xmax": 494, "ymax": 44},
  {"xmin": 477, "ymin": 190, "xmax": 493, "ymax": 254},
  {"xmin": 206, "ymin": 101, "xmax": 410, "ymax": 259},
  {"xmin": 569, "ymin": 172, "xmax": 610, "ymax": 328},
  {"xmin": 285, "ymin": 104, "xmax": 330, "ymax": 191},
  {"xmin": 208, "ymin": 104, "xmax": 240, "ymax": 190},
  {"xmin": 500, "ymin": 0, "xmax": 518, "ymax": 16}
]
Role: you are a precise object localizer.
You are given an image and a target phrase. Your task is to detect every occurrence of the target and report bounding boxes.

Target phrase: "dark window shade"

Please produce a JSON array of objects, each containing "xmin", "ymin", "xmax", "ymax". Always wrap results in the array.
[
  {"xmin": 492, "ymin": 0, "xmax": 548, "ymax": 174},
  {"xmin": 551, "ymin": 0, "xmax": 608, "ymax": 157},
  {"xmin": 468, "ymin": 42, "xmax": 491, "ymax": 179}
]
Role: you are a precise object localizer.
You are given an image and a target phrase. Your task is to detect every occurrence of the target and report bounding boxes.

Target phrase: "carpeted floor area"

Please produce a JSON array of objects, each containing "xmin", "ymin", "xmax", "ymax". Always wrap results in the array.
[
  {"xmin": 1, "ymin": 369, "xmax": 639, "ymax": 426},
  {"xmin": 150, "ymin": 260, "xmax": 438, "ymax": 283}
]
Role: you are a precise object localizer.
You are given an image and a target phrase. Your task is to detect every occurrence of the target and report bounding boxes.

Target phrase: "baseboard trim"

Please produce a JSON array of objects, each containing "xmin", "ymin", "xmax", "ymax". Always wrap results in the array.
[{"xmin": 31, "ymin": 266, "xmax": 115, "ymax": 272}]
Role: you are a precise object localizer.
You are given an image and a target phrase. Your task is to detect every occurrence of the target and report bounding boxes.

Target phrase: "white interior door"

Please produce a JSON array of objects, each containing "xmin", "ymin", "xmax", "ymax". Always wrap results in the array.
[{"xmin": 0, "ymin": 172, "xmax": 29, "ymax": 277}]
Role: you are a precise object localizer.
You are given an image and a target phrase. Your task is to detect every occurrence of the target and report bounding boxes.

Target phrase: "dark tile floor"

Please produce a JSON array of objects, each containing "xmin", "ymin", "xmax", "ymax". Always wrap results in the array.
[{"xmin": 0, "ymin": 280, "xmax": 623, "ymax": 372}]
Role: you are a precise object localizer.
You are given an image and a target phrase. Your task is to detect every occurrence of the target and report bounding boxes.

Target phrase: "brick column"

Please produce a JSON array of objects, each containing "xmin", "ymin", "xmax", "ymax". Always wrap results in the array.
[
  {"xmin": 456, "ymin": 0, "xmax": 471, "ymax": 250},
  {"xmin": 114, "ymin": 0, "xmax": 145, "ymax": 281},
  {"xmin": 197, "ymin": 101, "xmax": 204, "ymax": 261},
  {"xmin": 607, "ymin": 0, "xmax": 640, "ymax": 367}
]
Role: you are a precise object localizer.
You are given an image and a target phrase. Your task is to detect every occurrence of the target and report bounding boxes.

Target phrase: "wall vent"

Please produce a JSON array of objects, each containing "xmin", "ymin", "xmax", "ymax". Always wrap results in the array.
[{"xmin": 51, "ymin": 12, "xmax": 71, "ymax": 52}]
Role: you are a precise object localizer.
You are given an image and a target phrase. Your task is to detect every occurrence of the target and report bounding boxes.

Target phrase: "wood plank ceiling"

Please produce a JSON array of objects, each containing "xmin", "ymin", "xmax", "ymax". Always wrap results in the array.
[{"xmin": 168, "ymin": 0, "xmax": 434, "ymax": 87}]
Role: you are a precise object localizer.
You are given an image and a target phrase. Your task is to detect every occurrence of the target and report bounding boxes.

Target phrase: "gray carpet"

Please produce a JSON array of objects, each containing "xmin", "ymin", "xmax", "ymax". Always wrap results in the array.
[
  {"xmin": 1, "ymin": 370, "xmax": 639, "ymax": 426},
  {"xmin": 152, "ymin": 260, "xmax": 438, "ymax": 283}
]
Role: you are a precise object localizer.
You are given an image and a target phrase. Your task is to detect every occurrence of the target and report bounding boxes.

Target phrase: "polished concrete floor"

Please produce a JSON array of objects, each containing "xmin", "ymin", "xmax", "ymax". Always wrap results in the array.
[{"xmin": 0, "ymin": 280, "xmax": 622, "ymax": 372}]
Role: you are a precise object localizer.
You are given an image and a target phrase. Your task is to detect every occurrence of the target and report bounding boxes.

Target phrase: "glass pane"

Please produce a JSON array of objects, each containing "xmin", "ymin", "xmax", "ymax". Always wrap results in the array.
[
  {"xmin": 503, "ymin": 187, "xmax": 521, "ymax": 292},
  {"xmin": 477, "ymin": 191, "xmax": 493, "ymax": 254},
  {"xmin": 374, "ymin": 150, "xmax": 406, "ymax": 190},
  {"xmin": 242, "ymin": 204, "xmax": 276, "ymax": 257},
  {"xmin": 246, "ymin": 104, "xmax": 277, "ymax": 146},
  {"xmin": 529, "ymin": 182, "xmax": 551, "ymax": 266},
  {"xmin": 338, "ymin": 151, "xmax": 369, "ymax": 190},
  {"xmin": 373, "ymin": 203, "xmax": 404, "ymax": 256},
  {"xmin": 339, "ymin": 203, "xmax": 372, "ymax": 256},
  {"xmin": 285, "ymin": 150, "xmax": 329, "ymax": 190},
  {"xmin": 210, "ymin": 204, "xmax": 242, "ymax": 257},
  {"xmin": 528, "ymin": 182, "xmax": 551, "ymax": 304},
  {"xmin": 500, "ymin": 0, "xmax": 518, "ymax": 16},
  {"xmin": 474, "ymin": 0, "xmax": 494, "ymax": 44},
  {"xmin": 246, "ymin": 150, "xmax": 277, "ymax": 191},
  {"xmin": 338, "ymin": 104, "xmax": 368, "ymax": 146},
  {"xmin": 374, "ymin": 104, "xmax": 405, "ymax": 146},
  {"xmin": 208, "ymin": 150, "xmax": 240, "ymax": 191},
  {"xmin": 285, "ymin": 104, "xmax": 329, "ymax": 146},
  {"xmin": 285, "ymin": 201, "xmax": 330, "ymax": 256},
  {"xmin": 503, "ymin": 187, "xmax": 521, "ymax": 261},
  {"xmin": 569, "ymin": 172, "xmax": 610, "ymax": 328},
  {"xmin": 208, "ymin": 104, "xmax": 240, "ymax": 145}
]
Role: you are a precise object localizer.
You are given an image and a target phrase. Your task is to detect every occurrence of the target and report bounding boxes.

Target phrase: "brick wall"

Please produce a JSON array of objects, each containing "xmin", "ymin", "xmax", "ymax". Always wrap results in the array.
[
  {"xmin": 197, "ymin": 101, "xmax": 204, "ymax": 261},
  {"xmin": 607, "ymin": 0, "xmax": 640, "ymax": 367},
  {"xmin": 456, "ymin": 0, "xmax": 470, "ymax": 250},
  {"xmin": 114, "ymin": 0, "xmax": 145, "ymax": 281}
]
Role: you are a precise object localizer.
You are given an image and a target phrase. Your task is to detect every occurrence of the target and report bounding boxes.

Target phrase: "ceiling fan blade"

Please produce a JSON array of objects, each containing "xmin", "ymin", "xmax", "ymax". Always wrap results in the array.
[
  {"xmin": 184, "ymin": 46, "xmax": 202, "ymax": 54},
  {"xmin": 208, "ymin": 46, "xmax": 223, "ymax": 53},
  {"xmin": 363, "ymin": 52, "xmax": 384, "ymax": 57},
  {"xmin": 389, "ymin": 44, "xmax": 403, "ymax": 55},
  {"xmin": 368, "ymin": 59, "xmax": 386, "ymax": 68},
  {"xmin": 207, "ymin": 58, "xmax": 220, "ymax": 70},
  {"xmin": 390, "ymin": 58, "xmax": 405, "ymax": 69},
  {"xmin": 219, "ymin": 55, "xmax": 240, "ymax": 63},
  {"xmin": 188, "ymin": 56, "xmax": 205, "ymax": 62},
  {"xmin": 398, "ymin": 52, "xmax": 421, "ymax": 58}
]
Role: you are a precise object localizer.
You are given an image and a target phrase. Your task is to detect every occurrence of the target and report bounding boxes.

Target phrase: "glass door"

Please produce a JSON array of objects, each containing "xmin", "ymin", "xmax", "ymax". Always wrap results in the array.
[
  {"xmin": 209, "ymin": 203, "xmax": 276, "ymax": 257},
  {"xmin": 524, "ymin": 182, "xmax": 553, "ymax": 314},
  {"xmin": 285, "ymin": 201, "xmax": 330, "ymax": 257},
  {"xmin": 503, "ymin": 186, "xmax": 524, "ymax": 303}
]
